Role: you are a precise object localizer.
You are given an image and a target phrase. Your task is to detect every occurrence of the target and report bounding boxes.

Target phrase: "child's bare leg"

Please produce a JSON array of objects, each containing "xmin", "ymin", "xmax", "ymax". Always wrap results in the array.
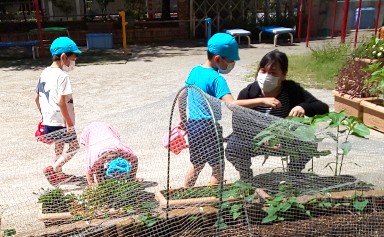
[
  {"xmin": 210, "ymin": 164, "xmax": 222, "ymax": 185},
  {"xmin": 53, "ymin": 140, "xmax": 79, "ymax": 174},
  {"xmin": 184, "ymin": 164, "xmax": 205, "ymax": 188},
  {"xmin": 86, "ymin": 172, "xmax": 94, "ymax": 187},
  {"xmin": 52, "ymin": 141, "xmax": 65, "ymax": 172}
]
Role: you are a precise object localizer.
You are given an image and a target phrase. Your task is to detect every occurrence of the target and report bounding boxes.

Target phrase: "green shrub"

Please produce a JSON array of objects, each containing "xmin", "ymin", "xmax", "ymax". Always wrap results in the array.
[{"xmin": 352, "ymin": 36, "xmax": 384, "ymax": 60}]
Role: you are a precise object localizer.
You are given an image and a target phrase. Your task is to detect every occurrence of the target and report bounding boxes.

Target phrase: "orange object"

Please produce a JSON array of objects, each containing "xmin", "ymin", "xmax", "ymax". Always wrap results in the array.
[{"xmin": 379, "ymin": 26, "xmax": 384, "ymax": 39}]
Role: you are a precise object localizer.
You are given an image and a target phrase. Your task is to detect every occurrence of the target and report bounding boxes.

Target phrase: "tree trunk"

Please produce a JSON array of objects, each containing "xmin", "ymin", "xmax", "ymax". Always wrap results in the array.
[
  {"xmin": 161, "ymin": 0, "xmax": 171, "ymax": 19},
  {"xmin": 263, "ymin": 0, "xmax": 270, "ymax": 24}
]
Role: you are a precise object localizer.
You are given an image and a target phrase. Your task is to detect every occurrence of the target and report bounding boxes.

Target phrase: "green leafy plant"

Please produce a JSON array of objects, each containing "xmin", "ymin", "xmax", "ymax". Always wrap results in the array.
[
  {"xmin": 80, "ymin": 179, "xmax": 143, "ymax": 211},
  {"xmin": 262, "ymin": 182, "xmax": 310, "ymax": 224},
  {"xmin": 138, "ymin": 213, "xmax": 159, "ymax": 228},
  {"xmin": 364, "ymin": 62, "xmax": 384, "ymax": 99},
  {"xmin": 351, "ymin": 193, "xmax": 369, "ymax": 214},
  {"xmin": 37, "ymin": 188, "xmax": 75, "ymax": 213},
  {"xmin": 308, "ymin": 192, "xmax": 369, "ymax": 214},
  {"xmin": 253, "ymin": 118, "xmax": 330, "ymax": 172},
  {"xmin": 353, "ymin": 36, "xmax": 384, "ymax": 60},
  {"xmin": 38, "ymin": 179, "xmax": 145, "ymax": 221},
  {"xmin": 164, "ymin": 184, "xmax": 230, "ymax": 200},
  {"xmin": 3, "ymin": 229, "xmax": 16, "ymax": 236},
  {"xmin": 288, "ymin": 112, "xmax": 370, "ymax": 176},
  {"xmin": 221, "ymin": 180, "xmax": 255, "ymax": 221}
]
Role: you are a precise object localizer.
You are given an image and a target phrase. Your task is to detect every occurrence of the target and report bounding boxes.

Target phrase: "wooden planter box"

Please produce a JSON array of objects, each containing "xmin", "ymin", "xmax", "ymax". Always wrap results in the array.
[
  {"xmin": 155, "ymin": 185, "xmax": 243, "ymax": 209},
  {"xmin": 37, "ymin": 203, "xmax": 119, "ymax": 226},
  {"xmin": 361, "ymin": 100, "xmax": 384, "ymax": 133},
  {"xmin": 333, "ymin": 90, "xmax": 376, "ymax": 119}
]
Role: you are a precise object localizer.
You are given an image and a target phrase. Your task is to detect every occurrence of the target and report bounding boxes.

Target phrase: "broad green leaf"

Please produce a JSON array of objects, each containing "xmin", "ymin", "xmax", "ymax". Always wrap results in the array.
[
  {"xmin": 353, "ymin": 199, "xmax": 368, "ymax": 212},
  {"xmin": 254, "ymin": 135, "xmax": 276, "ymax": 147},
  {"xmin": 352, "ymin": 124, "xmax": 370, "ymax": 138},
  {"xmin": 305, "ymin": 210, "xmax": 311, "ymax": 216},
  {"xmin": 323, "ymin": 202, "xmax": 333, "ymax": 207},
  {"xmin": 233, "ymin": 211, "xmax": 241, "ymax": 220},
  {"xmin": 230, "ymin": 204, "xmax": 242, "ymax": 213},
  {"xmin": 328, "ymin": 111, "xmax": 346, "ymax": 127},
  {"xmin": 296, "ymin": 203, "xmax": 305, "ymax": 210},
  {"xmin": 245, "ymin": 194, "xmax": 255, "ymax": 202},
  {"xmin": 254, "ymin": 129, "xmax": 275, "ymax": 139},
  {"xmin": 342, "ymin": 202, "xmax": 351, "ymax": 206},
  {"xmin": 222, "ymin": 190, "xmax": 238, "ymax": 199},
  {"xmin": 340, "ymin": 141, "xmax": 352, "ymax": 155},
  {"xmin": 292, "ymin": 126, "xmax": 316, "ymax": 141},
  {"xmin": 277, "ymin": 216, "xmax": 285, "ymax": 221},
  {"xmin": 280, "ymin": 202, "xmax": 292, "ymax": 212},
  {"xmin": 266, "ymin": 206, "xmax": 280, "ymax": 216},
  {"xmin": 307, "ymin": 199, "xmax": 318, "ymax": 205},
  {"xmin": 287, "ymin": 116, "xmax": 313, "ymax": 125},
  {"xmin": 333, "ymin": 203, "xmax": 341, "ymax": 208},
  {"xmin": 221, "ymin": 201, "xmax": 231, "ymax": 209},
  {"xmin": 139, "ymin": 201, "xmax": 157, "ymax": 210},
  {"xmin": 262, "ymin": 214, "xmax": 277, "ymax": 224}
]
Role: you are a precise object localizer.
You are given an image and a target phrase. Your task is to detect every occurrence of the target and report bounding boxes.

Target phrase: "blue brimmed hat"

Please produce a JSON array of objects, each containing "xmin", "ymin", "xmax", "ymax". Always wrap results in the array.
[
  {"xmin": 207, "ymin": 33, "xmax": 240, "ymax": 61},
  {"xmin": 106, "ymin": 158, "xmax": 132, "ymax": 177},
  {"xmin": 50, "ymin": 37, "xmax": 81, "ymax": 56}
]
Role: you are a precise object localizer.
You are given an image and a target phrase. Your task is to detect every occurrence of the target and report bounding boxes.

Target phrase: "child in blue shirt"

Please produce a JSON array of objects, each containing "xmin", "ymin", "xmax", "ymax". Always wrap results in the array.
[{"xmin": 180, "ymin": 33, "xmax": 280, "ymax": 187}]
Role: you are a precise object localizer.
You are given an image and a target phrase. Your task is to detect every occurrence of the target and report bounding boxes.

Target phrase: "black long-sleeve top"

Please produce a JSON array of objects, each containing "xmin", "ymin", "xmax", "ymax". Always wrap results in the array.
[{"xmin": 237, "ymin": 80, "xmax": 329, "ymax": 117}]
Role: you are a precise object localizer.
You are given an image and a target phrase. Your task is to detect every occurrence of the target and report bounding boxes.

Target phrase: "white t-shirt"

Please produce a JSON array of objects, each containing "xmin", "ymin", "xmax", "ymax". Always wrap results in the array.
[{"xmin": 36, "ymin": 67, "xmax": 75, "ymax": 127}]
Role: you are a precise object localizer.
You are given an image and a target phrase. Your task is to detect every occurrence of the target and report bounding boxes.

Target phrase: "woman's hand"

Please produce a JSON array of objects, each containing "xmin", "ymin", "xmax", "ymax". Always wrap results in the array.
[{"xmin": 289, "ymin": 106, "xmax": 305, "ymax": 117}]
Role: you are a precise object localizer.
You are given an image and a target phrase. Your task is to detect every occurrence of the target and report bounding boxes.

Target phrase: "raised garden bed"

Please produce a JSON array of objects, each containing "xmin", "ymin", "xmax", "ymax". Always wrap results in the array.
[
  {"xmin": 36, "ymin": 179, "xmax": 157, "ymax": 226},
  {"xmin": 155, "ymin": 181, "xmax": 255, "ymax": 209}
]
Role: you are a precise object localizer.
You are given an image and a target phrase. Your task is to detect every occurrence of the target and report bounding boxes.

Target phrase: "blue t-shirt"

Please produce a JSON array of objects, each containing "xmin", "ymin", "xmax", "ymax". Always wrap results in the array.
[{"xmin": 185, "ymin": 65, "xmax": 231, "ymax": 120}]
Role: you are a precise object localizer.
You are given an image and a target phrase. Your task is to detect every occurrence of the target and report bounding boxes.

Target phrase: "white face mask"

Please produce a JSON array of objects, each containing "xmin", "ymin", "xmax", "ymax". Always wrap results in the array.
[
  {"xmin": 257, "ymin": 73, "xmax": 280, "ymax": 93},
  {"xmin": 218, "ymin": 61, "xmax": 235, "ymax": 74},
  {"xmin": 62, "ymin": 60, "xmax": 76, "ymax": 72}
]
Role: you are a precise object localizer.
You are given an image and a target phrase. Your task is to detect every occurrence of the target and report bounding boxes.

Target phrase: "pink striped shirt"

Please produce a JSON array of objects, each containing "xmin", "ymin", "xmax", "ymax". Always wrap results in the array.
[{"xmin": 80, "ymin": 122, "xmax": 135, "ymax": 173}]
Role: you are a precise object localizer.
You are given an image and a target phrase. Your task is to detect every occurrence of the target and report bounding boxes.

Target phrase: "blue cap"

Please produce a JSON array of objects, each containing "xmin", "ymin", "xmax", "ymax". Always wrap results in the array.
[
  {"xmin": 207, "ymin": 33, "xmax": 240, "ymax": 61},
  {"xmin": 106, "ymin": 158, "xmax": 131, "ymax": 177},
  {"xmin": 50, "ymin": 37, "xmax": 81, "ymax": 56}
]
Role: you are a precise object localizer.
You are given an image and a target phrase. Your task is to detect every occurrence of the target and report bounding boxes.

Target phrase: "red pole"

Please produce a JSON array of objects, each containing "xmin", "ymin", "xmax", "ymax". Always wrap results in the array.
[
  {"xmin": 340, "ymin": 0, "xmax": 350, "ymax": 43},
  {"xmin": 306, "ymin": 0, "xmax": 312, "ymax": 47},
  {"xmin": 33, "ymin": 0, "xmax": 43, "ymax": 46},
  {"xmin": 354, "ymin": 0, "xmax": 362, "ymax": 48},
  {"xmin": 331, "ymin": 0, "xmax": 337, "ymax": 38},
  {"xmin": 374, "ymin": 0, "xmax": 382, "ymax": 35},
  {"xmin": 297, "ymin": 0, "xmax": 304, "ymax": 42}
]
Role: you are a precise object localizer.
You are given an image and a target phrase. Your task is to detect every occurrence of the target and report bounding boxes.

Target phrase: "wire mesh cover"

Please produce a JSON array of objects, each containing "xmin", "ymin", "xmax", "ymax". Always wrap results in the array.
[{"xmin": 1, "ymin": 85, "xmax": 384, "ymax": 236}]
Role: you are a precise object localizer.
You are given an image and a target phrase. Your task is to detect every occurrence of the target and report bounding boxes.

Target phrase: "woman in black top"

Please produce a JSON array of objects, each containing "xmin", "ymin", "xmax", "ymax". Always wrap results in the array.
[{"xmin": 225, "ymin": 50, "xmax": 329, "ymax": 183}]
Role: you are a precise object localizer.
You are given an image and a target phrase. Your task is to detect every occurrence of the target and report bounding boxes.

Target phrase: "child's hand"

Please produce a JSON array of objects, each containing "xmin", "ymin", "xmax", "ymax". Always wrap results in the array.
[{"xmin": 262, "ymin": 97, "xmax": 281, "ymax": 109}]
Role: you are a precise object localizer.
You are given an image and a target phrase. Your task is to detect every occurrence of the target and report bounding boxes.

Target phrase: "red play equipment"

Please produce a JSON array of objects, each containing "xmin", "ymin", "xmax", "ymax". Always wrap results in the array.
[{"xmin": 297, "ymin": 0, "xmax": 383, "ymax": 47}]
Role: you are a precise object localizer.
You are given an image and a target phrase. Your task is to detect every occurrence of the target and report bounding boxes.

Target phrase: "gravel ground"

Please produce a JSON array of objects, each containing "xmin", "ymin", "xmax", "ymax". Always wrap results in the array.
[{"xmin": 0, "ymin": 32, "xmax": 383, "ymax": 234}]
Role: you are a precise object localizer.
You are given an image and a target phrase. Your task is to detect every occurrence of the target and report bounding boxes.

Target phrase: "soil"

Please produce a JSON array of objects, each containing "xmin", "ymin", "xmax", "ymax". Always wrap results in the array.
[{"xmin": 175, "ymin": 212, "xmax": 384, "ymax": 237}]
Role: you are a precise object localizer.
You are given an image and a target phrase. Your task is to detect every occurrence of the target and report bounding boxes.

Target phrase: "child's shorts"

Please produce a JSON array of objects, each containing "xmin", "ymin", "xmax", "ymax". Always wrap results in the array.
[
  {"xmin": 186, "ymin": 119, "xmax": 224, "ymax": 167},
  {"xmin": 44, "ymin": 125, "xmax": 77, "ymax": 143}
]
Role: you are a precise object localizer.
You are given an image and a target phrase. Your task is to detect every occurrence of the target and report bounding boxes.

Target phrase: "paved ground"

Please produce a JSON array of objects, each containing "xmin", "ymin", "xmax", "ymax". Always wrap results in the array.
[{"xmin": 0, "ymin": 32, "xmax": 383, "ymax": 234}]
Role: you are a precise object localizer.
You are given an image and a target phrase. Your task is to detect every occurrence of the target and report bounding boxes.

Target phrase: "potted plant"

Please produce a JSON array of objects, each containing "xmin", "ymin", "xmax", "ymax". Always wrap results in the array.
[
  {"xmin": 361, "ymin": 62, "xmax": 384, "ymax": 132},
  {"xmin": 352, "ymin": 36, "xmax": 384, "ymax": 63},
  {"xmin": 333, "ymin": 59, "xmax": 377, "ymax": 119}
]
